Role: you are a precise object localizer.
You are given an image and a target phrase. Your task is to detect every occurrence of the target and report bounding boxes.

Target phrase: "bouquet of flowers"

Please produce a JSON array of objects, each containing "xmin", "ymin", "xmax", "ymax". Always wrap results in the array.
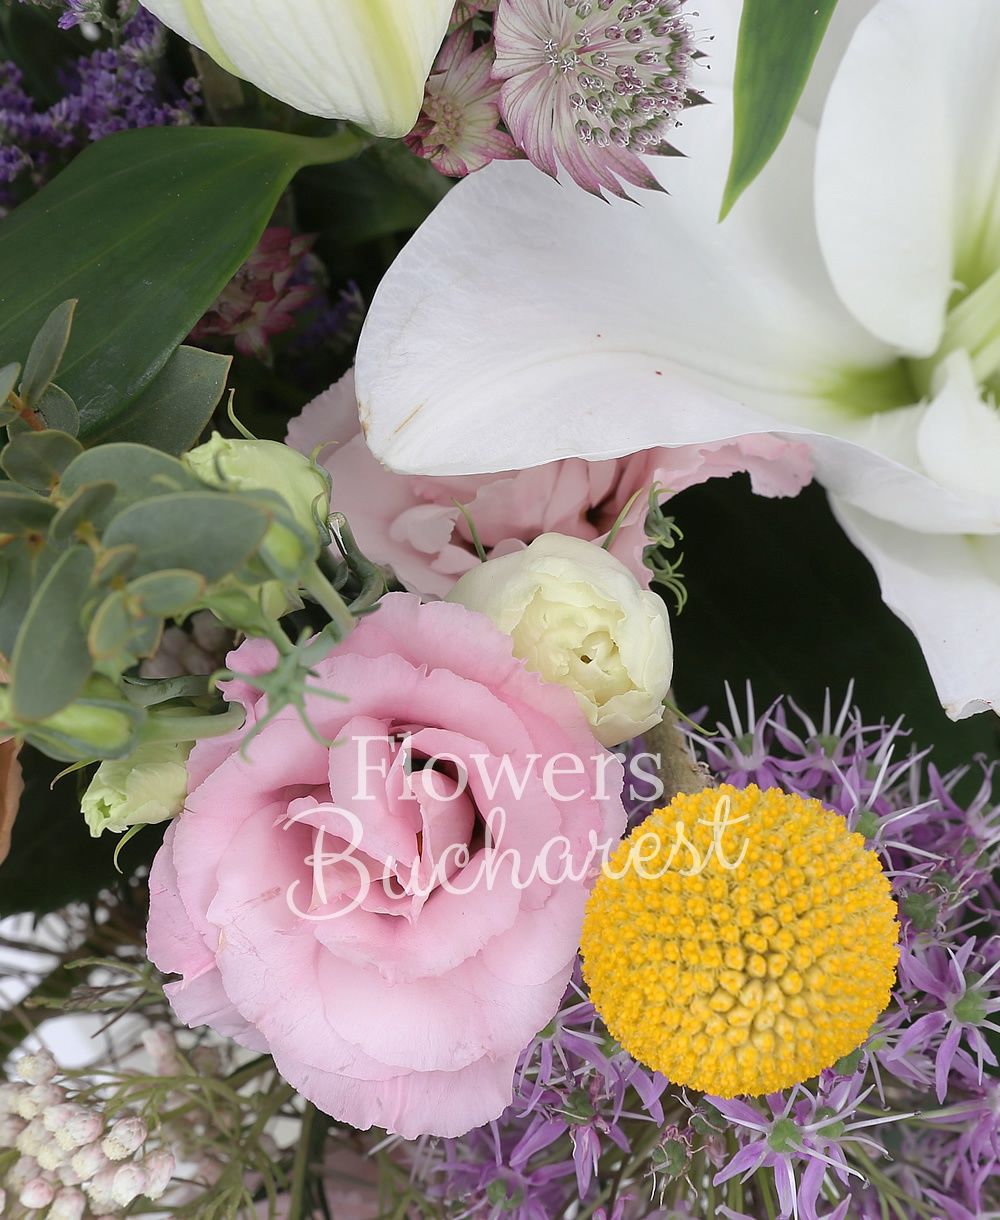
[{"xmin": 0, "ymin": 1, "xmax": 998, "ymax": 1217}]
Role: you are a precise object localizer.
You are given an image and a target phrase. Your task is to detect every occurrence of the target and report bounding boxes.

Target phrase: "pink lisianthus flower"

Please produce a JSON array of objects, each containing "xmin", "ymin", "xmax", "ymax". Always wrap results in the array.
[
  {"xmin": 406, "ymin": 24, "xmax": 520, "ymax": 177},
  {"xmin": 287, "ymin": 370, "xmax": 813, "ymax": 597},
  {"xmin": 146, "ymin": 594, "xmax": 625, "ymax": 1139}
]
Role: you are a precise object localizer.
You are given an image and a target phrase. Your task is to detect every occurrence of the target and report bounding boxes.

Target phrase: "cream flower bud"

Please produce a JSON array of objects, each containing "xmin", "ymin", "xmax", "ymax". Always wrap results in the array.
[
  {"xmin": 16, "ymin": 1117, "xmax": 47, "ymax": 1157},
  {"xmin": 447, "ymin": 534, "xmax": 673, "ymax": 747},
  {"xmin": 0, "ymin": 1115, "xmax": 25, "ymax": 1147},
  {"xmin": 16, "ymin": 1051, "xmax": 57, "ymax": 1085},
  {"xmin": 37, "ymin": 1138, "xmax": 66, "ymax": 1172},
  {"xmin": 82, "ymin": 741, "xmax": 190, "ymax": 838},
  {"xmin": 111, "ymin": 1164, "xmax": 148, "ymax": 1208},
  {"xmin": 83, "ymin": 1166, "xmax": 117, "ymax": 1211},
  {"xmin": 0, "ymin": 1082, "xmax": 22, "ymax": 1113},
  {"xmin": 102, "ymin": 1116, "xmax": 147, "ymax": 1161},
  {"xmin": 139, "ymin": 1, "xmax": 454, "ymax": 137},
  {"xmin": 19, "ymin": 1177, "xmax": 55, "ymax": 1209},
  {"xmin": 7, "ymin": 1154, "xmax": 39, "ymax": 1191},
  {"xmin": 49, "ymin": 1188, "xmax": 87, "ymax": 1220},
  {"xmin": 43, "ymin": 1103, "xmax": 80, "ymax": 1135},
  {"xmin": 71, "ymin": 1142, "xmax": 111, "ymax": 1182}
]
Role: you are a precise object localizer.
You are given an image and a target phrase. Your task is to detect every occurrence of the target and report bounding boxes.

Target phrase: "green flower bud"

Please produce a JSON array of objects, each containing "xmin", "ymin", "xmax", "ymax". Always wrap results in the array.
[
  {"xmin": 184, "ymin": 432, "xmax": 331, "ymax": 557},
  {"xmin": 1, "ymin": 680, "xmax": 142, "ymax": 762},
  {"xmin": 81, "ymin": 741, "xmax": 191, "ymax": 837}
]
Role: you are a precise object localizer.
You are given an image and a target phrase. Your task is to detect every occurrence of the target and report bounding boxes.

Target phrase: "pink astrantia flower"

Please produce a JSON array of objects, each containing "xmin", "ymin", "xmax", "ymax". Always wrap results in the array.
[
  {"xmin": 191, "ymin": 227, "xmax": 319, "ymax": 362},
  {"xmin": 287, "ymin": 370, "xmax": 812, "ymax": 597},
  {"xmin": 146, "ymin": 593, "xmax": 625, "ymax": 1139},
  {"xmin": 492, "ymin": 0, "xmax": 695, "ymax": 197},
  {"xmin": 406, "ymin": 25, "xmax": 520, "ymax": 177}
]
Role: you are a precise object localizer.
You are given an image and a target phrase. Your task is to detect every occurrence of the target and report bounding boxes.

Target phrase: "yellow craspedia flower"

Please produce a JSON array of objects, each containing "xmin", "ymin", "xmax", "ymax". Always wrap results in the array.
[{"xmin": 581, "ymin": 784, "xmax": 899, "ymax": 1097}]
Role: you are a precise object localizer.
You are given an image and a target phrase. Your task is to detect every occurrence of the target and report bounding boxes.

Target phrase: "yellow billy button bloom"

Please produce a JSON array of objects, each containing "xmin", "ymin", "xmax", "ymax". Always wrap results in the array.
[{"xmin": 581, "ymin": 785, "xmax": 899, "ymax": 1097}]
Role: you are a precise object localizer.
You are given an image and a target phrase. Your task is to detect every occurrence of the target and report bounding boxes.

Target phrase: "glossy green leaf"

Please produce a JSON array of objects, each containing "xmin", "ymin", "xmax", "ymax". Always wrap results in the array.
[
  {"xmin": 87, "ymin": 345, "xmax": 231, "ymax": 454},
  {"xmin": 103, "ymin": 492, "xmax": 270, "ymax": 583},
  {"xmin": 0, "ymin": 125, "xmax": 366, "ymax": 443},
  {"xmin": 1, "ymin": 429, "xmax": 82, "ymax": 489},
  {"xmin": 10, "ymin": 545, "xmax": 95, "ymax": 721},
  {"xmin": 721, "ymin": 0, "xmax": 838, "ymax": 218},
  {"xmin": 19, "ymin": 299, "xmax": 76, "ymax": 407}
]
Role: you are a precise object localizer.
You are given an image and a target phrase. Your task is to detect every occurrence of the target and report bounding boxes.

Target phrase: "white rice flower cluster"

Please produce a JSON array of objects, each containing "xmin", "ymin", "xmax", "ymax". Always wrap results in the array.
[{"xmin": 0, "ymin": 1050, "xmax": 176, "ymax": 1219}]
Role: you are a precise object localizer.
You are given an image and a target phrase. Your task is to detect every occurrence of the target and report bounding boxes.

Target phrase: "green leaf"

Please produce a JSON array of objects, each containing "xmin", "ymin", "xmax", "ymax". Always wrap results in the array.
[
  {"xmin": 1, "ymin": 429, "xmax": 82, "ymax": 489},
  {"xmin": 0, "ymin": 485, "xmax": 58, "ymax": 535},
  {"xmin": 721, "ymin": 0, "xmax": 838, "ymax": 218},
  {"xmin": 127, "ymin": 569, "xmax": 206, "ymax": 617},
  {"xmin": 87, "ymin": 591, "xmax": 131, "ymax": 664},
  {"xmin": 0, "ymin": 362, "xmax": 20, "ymax": 402},
  {"xmin": 60, "ymin": 442, "xmax": 201, "ymax": 528},
  {"xmin": 0, "ymin": 125, "xmax": 366, "ymax": 444},
  {"xmin": 0, "ymin": 540, "xmax": 58, "ymax": 657},
  {"xmin": 34, "ymin": 384, "xmax": 80, "ymax": 435},
  {"xmin": 103, "ymin": 492, "xmax": 270, "ymax": 583},
  {"xmin": 19, "ymin": 299, "xmax": 76, "ymax": 408},
  {"xmin": 50, "ymin": 481, "xmax": 118, "ymax": 541},
  {"xmin": 671, "ymin": 479, "xmax": 999, "ymax": 777},
  {"xmin": 87, "ymin": 345, "xmax": 231, "ymax": 454},
  {"xmin": 10, "ymin": 545, "xmax": 96, "ymax": 722}
]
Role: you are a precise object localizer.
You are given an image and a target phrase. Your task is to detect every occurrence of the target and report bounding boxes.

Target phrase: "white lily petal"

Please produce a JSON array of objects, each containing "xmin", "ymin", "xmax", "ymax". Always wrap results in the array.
[
  {"xmin": 356, "ymin": 96, "xmax": 887, "ymax": 476},
  {"xmin": 815, "ymin": 0, "xmax": 1000, "ymax": 356},
  {"xmin": 832, "ymin": 500, "xmax": 1000, "ymax": 720},
  {"xmin": 796, "ymin": 0, "xmax": 879, "ymax": 126},
  {"xmin": 141, "ymin": 0, "xmax": 454, "ymax": 135},
  {"xmin": 917, "ymin": 352, "xmax": 1000, "ymax": 513}
]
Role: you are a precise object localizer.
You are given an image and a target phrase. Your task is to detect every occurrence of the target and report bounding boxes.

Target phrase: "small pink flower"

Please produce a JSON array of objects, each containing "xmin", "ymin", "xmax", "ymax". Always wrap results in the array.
[
  {"xmin": 493, "ymin": 0, "xmax": 696, "ymax": 197},
  {"xmin": 191, "ymin": 227, "xmax": 319, "ymax": 362},
  {"xmin": 287, "ymin": 370, "xmax": 813, "ymax": 598},
  {"xmin": 406, "ymin": 25, "xmax": 520, "ymax": 177},
  {"xmin": 147, "ymin": 594, "xmax": 625, "ymax": 1139}
]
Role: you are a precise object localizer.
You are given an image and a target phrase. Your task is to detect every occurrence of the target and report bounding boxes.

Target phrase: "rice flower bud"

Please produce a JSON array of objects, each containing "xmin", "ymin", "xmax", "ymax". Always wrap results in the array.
[
  {"xmin": 141, "ymin": 1150, "xmax": 176, "ymax": 1201},
  {"xmin": 56, "ymin": 1163, "xmax": 82, "ymax": 1187},
  {"xmin": 82, "ymin": 1166, "xmax": 117, "ymax": 1211},
  {"xmin": 43, "ymin": 1103, "xmax": 81, "ymax": 1135},
  {"xmin": 7, "ymin": 1154, "xmax": 40, "ymax": 1191},
  {"xmin": 15, "ymin": 1084, "xmax": 63, "ymax": 1120},
  {"xmin": 447, "ymin": 533, "xmax": 672, "ymax": 746},
  {"xmin": 141, "ymin": 1027, "xmax": 181, "ymax": 1077},
  {"xmin": 101, "ymin": 1116, "xmax": 147, "ymax": 1161},
  {"xmin": 582, "ymin": 784, "xmax": 900, "ymax": 1096},
  {"xmin": 16, "ymin": 1116, "xmax": 47, "ymax": 1157},
  {"xmin": 71, "ymin": 1142, "xmax": 111, "ymax": 1182},
  {"xmin": 184, "ymin": 431, "xmax": 331, "ymax": 576},
  {"xmin": 111, "ymin": 1163, "xmax": 148, "ymax": 1208},
  {"xmin": 81, "ymin": 741, "xmax": 190, "ymax": 838},
  {"xmin": 0, "ymin": 1115, "xmax": 25, "ymax": 1146},
  {"xmin": 19, "ymin": 1177, "xmax": 56, "ymax": 1209},
  {"xmin": 49, "ymin": 1188, "xmax": 87, "ymax": 1220},
  {"xmin": 0, "ymin": 1082, "xmax": 22, "ymax": 1113},
  {"xmin": 37, "ymin": 1138, "xmax": 68, "ymax": 1172},
  {"xmin": 15, "ymin": 1051, "xmax": 58, "ymax": 1085},
  {"xmin": 55, "ymin": 1111, "xmax": 102, "ymax": 1152},
  {"xmin": 0, "ymin": 1189, "xmax": 5, "ymax": 1213}
]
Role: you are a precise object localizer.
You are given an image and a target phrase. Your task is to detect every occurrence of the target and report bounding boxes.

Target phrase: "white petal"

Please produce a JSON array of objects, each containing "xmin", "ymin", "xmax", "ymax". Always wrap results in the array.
[
  {"xmin": 141, "ymin": 0, "xmax": 453, "ymax": 135},
  {"xmin": 815, "ymin": 0, "xmax": 1000, "ymax": 356},
  {"xmin": 917, "ymin": 352, "xmax": 1000, "ymax": 511},
  {"xmin": 796, "ymin": 0, "xmax": 880, "ymax": 126},
  {"xmin": 356, "ymin": 95, "xmax": 887, "ymax": 475},
  {"xmin": 831, "ymin": 500, "xmax": 1000, "ymax": 720}
]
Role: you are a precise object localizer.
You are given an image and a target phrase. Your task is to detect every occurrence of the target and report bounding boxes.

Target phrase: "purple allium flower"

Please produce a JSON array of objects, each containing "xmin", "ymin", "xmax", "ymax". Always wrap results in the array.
[
  {"xmin": 492, "ymin": 0, "xmax": 696, "ymax": 198},
  {"xmin": 406, "ymin": 24, "xmax": 521, "ymax": 177},
  {"xmin": 190, "ymin": 228, "xmax": 320, "ymax": 363}
]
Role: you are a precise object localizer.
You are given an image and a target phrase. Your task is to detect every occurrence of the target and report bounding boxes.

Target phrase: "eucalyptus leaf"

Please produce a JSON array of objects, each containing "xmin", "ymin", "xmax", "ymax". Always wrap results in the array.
[
  {"xmin": 0, "ymin": 540, "xmax": 58, "ymax": 658},
  {"xmin": 0, "ymin": 485, "xmax": 58, "ymax": 535},
  {"xmin": 127, "ymin": 569, "xmax": 206, "ymax": 617},
  {"xmin": 721, "ymin": 0, "xmax": 838, "ymax": 218},
  {"xmin": 34, "ymin": 383, "xmax": 80, "ymax": 435},
  {"xmin": 103, "ymin": 492, "xmax": 270, "ymax": 583},
  {"xmin": 1, "ymin": 429, "xmax": 83, "ymax": 489},
  {"xmin": 121, "ymin": 673, "xmax": 214, "ymax": 707},
  {"xmin": 87, "ymin": 346, "xmax": 231, "ymax": 454},
  {"xmin": 93, "ymin": 544, "xmax": 139, "ymax": 585},
  {"xmin": 0, "ymin": 126, "xmax": 366, "ymax": 443},
  {"xmin": 61, "ymin": 442, "xmax": 200, "ymax": 528},
  {"xmin": 0, "ymin": 362, "xmax": 20, "ymax": 403},
  {"xmin": 19, "ymin": 299, "xmax": 77, "ymax": 407},
  {"xmin": 50, "ymin": 481, "xmax": 118, "ymax": 541},
  {"xmin": 87, "ymin": 591, "xmax": 131, "ymax": 664},
  {"xmin": 10, "ymin": 545, "xmax": 95, "ymax": 721}
]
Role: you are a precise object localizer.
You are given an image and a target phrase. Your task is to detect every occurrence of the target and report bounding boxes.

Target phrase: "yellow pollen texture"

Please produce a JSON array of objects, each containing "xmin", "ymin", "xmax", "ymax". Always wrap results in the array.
[{"xmin": 581, "ymin": 785, "xmax": 899, "ymax": 1097}]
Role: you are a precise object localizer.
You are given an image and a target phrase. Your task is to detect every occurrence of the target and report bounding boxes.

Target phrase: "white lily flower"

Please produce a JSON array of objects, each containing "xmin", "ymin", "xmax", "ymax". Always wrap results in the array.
[
  {"xmin": 141, "ymin": 0, "xmax": 454, "ymax": 136},
  {"xmin": 355, "ymin": 0, "xmax": 1000, "ymax": 720}
]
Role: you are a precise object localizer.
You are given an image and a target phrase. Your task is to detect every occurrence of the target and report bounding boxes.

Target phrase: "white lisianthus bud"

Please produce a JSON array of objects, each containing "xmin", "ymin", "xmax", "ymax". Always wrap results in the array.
[
  {"xmin": 19, "ymin": 1177, "xmax": 55, "ymax": 1209},
  {"xmin": 81, "ymin": 741, "xmax": 190, "ymax": 838},
  {"xmin": 447, "ymin": 534, "xmax": 674, "ymax": 748},
  {"xmin": 16, "ymin": 1051, "xmax": 57, "ymax": 1085},
  {"xmin": 49, "ymin": 1188, "xmax": 87, "ymax": 1220},
  {"xmin": 138, "ymin": 0, "xmax": 454, "ymax": 136},
  {"xmin": 102, "ymin": 1116, "xmax": 147, "ymax": 1161}
]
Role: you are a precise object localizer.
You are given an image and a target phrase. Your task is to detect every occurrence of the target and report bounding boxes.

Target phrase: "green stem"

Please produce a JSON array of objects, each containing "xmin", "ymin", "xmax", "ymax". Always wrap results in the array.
[
  {"xmin": 288, "ymin": 1102, "xmax": 316, "ymax": 1220},
  {"xmin": 139, "ymin": 705, "xmax": 246, "ymax": 745},
  {"xmin": 303, "ymin": 563, "xmax": 355, "ymax": 639},
  {"xmin": 300, "ymin": 127, "xmax": 372, "ymax": 168}
]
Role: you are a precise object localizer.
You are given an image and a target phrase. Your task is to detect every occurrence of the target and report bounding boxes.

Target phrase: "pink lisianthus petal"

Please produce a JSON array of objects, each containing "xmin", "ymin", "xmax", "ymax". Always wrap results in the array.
[
  {"xmin": 147, "ymin": 594, "xmax": 625, "ymax": 1137},
  {"xmin": 289, "ymin": 372, "xmax": 814, "ymax": 593}
]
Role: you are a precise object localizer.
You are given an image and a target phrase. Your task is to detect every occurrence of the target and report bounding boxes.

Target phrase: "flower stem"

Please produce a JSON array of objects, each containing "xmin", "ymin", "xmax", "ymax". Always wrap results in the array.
[
  {"xmin": 303, "ymin": 563, "xmax": 356, "ymax": 639},
  {"xmin": 139, "ymin": 705, "xmax": 245, "ymax": 745}
]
